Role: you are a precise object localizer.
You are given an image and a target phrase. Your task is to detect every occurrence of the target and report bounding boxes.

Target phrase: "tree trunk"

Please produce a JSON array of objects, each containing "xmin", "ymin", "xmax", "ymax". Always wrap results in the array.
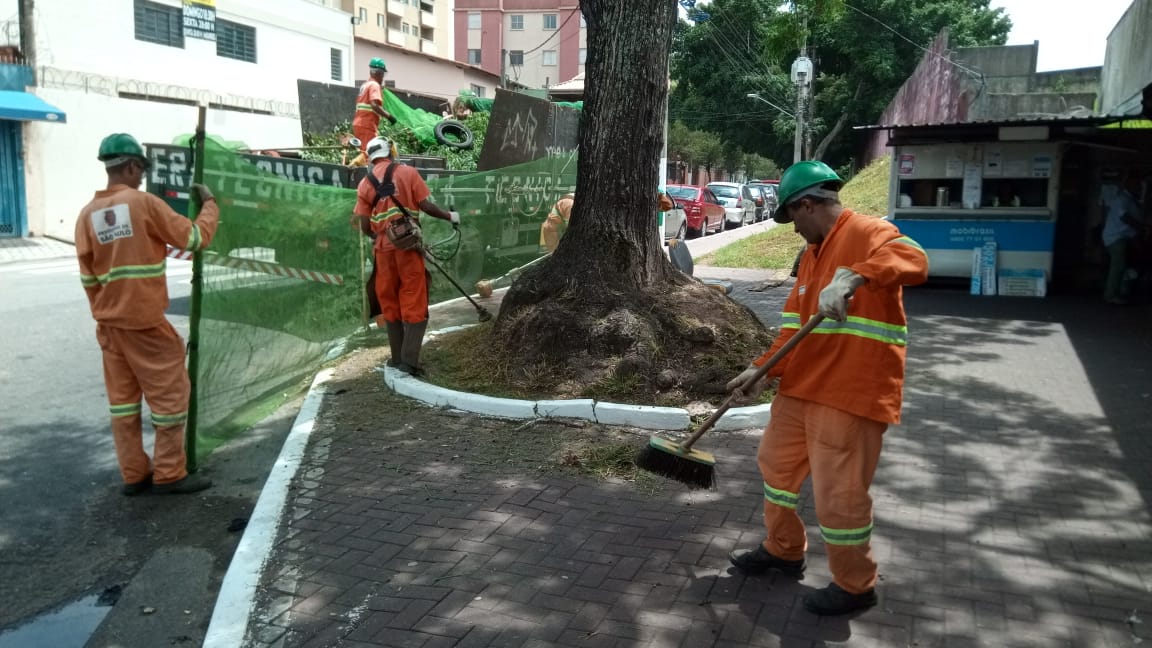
[
  {"xmin": 813, "ymin": 80, "xmax": 865, "ymax": 162},
  {"xmin": 491, "ymin": 0, "xmax": 772, "ymax": 398}
]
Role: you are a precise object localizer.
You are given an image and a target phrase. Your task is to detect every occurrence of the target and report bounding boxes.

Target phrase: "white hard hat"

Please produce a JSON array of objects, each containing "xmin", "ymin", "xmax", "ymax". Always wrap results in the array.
[{"xmin": 366, "ymin": 136, "xmax": 393, "ymax": 162}]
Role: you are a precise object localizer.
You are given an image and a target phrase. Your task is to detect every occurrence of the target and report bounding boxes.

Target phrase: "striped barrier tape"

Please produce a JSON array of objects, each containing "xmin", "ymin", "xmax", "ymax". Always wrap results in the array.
[{"xmin": 166, "ymin": 247, "xmax": 344, "ymax": 286}]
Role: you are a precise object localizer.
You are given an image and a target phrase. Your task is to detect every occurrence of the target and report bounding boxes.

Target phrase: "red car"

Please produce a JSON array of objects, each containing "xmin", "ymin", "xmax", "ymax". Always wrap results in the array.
[{"xmin": 666, "ymin": 184, "xmax": 726, "ymax": 238}]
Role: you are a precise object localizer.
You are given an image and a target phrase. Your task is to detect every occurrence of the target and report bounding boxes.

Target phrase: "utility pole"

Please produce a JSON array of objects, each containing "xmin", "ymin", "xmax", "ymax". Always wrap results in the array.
[
  {"xmin": 18, "ymin": 0, "xmax": 35, "ymax": 83},
  {"xmin": 790, "ymin": 47, "xmax": 812, "ymax": 164}
]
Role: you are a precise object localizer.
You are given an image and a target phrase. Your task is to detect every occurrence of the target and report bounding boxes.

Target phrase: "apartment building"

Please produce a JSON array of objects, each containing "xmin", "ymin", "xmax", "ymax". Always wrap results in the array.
[
  {"xmin": 344, "ymin": 0, "xmax": 452, "ymax": 58},
  {"xmin": 0, "ymin": 0, "xmax": 353, "ymax": 240},
  {"xmin": 453, "ymin": 1, "xmax": 584, "ymax": 90}
]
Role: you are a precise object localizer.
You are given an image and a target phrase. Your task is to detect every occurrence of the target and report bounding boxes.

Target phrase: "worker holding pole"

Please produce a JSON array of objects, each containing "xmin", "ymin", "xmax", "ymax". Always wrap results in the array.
[{"xmin": 75, "ymin": 133, "xmax": 219, "ymax": 495}]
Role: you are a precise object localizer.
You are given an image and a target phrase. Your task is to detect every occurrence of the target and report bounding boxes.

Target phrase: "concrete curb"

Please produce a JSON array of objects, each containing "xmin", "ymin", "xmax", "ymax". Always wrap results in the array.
[
  {"xmin": 202, "ymin": 369, "xmax": 334, "ymax": 648},
  {"xmin": 387, "ymin": 323, "xmax": 773, "ymax": 432}
]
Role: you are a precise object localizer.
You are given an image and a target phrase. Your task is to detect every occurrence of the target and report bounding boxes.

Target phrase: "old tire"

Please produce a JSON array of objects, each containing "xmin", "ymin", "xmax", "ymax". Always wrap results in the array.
[{"xmin": 434, "ymin": 120, "xmax": 474, "ymax": 150}]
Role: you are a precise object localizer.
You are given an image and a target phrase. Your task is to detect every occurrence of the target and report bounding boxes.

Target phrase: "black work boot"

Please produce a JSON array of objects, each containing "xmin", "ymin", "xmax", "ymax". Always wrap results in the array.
[
  {"xmin": 397, "ymin": 320, "xmax": 429, "ymax": 376},
  {"xmin": 152, "ymin": 474, "xmax": 212, "ymax": 495},
  {"xmin": 802, "ymin": 583, "xmax": 877, "ymax": 615},
  {"xmin": 384, "ymin": 320, "xmax": 405, "ymax": 368},
  {"xmin": 121, "ymin": 474, "xmax": 152, "ymax": 496},
  {"xmin": 728, "ymin": 545, "xmax": 806, "ymax": 577}
]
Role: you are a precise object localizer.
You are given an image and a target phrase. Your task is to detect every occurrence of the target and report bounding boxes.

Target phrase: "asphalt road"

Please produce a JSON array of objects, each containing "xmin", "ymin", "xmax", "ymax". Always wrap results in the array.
[{"xmin": 0, "ymin": 257, "xmax": 297, "ymax": 647}]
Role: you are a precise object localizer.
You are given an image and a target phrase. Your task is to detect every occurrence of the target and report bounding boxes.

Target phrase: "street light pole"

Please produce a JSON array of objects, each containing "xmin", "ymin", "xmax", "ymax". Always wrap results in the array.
[{"xmin": 790, "ymin": 50, "xmax": 812, "ymax": 164}]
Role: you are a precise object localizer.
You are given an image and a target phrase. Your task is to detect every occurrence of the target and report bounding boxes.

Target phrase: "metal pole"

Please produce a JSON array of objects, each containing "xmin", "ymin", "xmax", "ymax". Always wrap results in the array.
[
  {"xmin": 500, "ymin": 49, "xmax": 507, "ymax": 89},
  {"xmin": 185, "ymin": 105, "xmax": 208, "ymax": 473},
  {"xmin": 793, "ymin": 48, "xmax": 807, "ymax": 164},
  {"xmin": 18, "ymin": 0, "xmax": 35, "ymax": 83}
]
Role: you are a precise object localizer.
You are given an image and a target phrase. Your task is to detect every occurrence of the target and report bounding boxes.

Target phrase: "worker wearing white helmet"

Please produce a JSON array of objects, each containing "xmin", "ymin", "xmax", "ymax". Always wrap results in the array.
[{"xmin": 353, "ymin": 136, "xmax": 459, "ymax": 376}]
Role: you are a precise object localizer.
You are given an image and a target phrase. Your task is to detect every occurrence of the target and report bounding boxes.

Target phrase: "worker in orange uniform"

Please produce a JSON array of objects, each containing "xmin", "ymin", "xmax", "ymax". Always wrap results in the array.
[
  {"xmin": 353, "ymin": 136, "xmax": 458, "ymax": 375},
  {"xmin": 352, "ymin": 57, "xmax": 397, "ymax": 153},
  {"xmin": 726, "ymin": 161, "xmax": 929, "ymax": 615},
  {"xmin": 539, "ymin": 192, "xmax": 574, "ymax": 253},
  {"xmin": 75, "ymin": 133, "xmax": 220, "ymax": 496}
]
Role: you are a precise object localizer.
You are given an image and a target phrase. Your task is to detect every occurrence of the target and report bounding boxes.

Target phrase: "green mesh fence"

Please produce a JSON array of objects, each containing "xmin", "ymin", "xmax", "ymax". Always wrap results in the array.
[{"xmin": 182, "ymin": 137, "xmax": 577, "ymax": 459}]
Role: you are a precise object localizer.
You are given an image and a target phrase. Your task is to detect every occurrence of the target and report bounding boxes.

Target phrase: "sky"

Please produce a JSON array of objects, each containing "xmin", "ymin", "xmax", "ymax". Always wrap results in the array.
[{"xmin": 989, "ymin": 0, "xmax": 1135, "ymax": 71}]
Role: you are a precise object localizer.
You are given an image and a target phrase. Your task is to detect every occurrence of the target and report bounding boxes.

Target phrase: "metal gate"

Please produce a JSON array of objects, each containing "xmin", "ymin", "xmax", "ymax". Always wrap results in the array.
[{"xmin": 0, "ymin": 120, "xmax": 26, "ymax": 237}]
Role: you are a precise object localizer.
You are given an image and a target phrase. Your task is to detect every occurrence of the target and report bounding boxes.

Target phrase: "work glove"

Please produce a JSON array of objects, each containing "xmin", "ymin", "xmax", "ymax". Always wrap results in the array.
[
  {"xmin": 449, "ymin": 211, "xmax": 461, "ymax": 225},
  {"xmin": 191, "ymin": 183, "xmax": 215, "ymax": 203},
  {"xmin": 818, "ymin": 267, "xmax": 866, "ymax": 321},
  {"xmin": 726, "ymin": 365, "xmax": 767, "ymax": 403}
]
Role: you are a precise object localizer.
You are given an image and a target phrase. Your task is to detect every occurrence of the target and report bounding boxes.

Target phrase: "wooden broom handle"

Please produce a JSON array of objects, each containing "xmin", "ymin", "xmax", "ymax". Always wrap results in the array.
[{"xmin": 680, "ymin": 314, "xmax": 825, "ymax": 451}]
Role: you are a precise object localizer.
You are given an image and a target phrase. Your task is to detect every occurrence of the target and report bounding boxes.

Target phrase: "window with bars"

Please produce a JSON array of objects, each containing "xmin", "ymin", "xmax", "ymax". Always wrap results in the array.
[
  {"xmin": 134, "ymin": 0, "xmax": 184, "ymax": 48},
  {"xmin": 509, "ymin": 50, "xmax": 524, "ymax": 65},
  {"xmin": 330, "ymin": 48, "xmax": 342, "ymax": 81},
  {"xmin": 217, "ymin": 19, "xmax": 256, "ymax": 63},
  {"xmin": 467, "ymin": 49, "xmax": 481, "ymax": 65}
]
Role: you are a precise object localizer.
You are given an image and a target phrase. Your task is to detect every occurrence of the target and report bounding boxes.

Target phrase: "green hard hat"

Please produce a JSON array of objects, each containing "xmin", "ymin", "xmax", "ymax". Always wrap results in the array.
[
  {"xmin": 369, "ymin": 57, "xmax": 387, "ymax": 71},
  {"xmin": 97, "ymin": 133, "xmax": 149, "ymax": 169},
  {"xmin": 773, "ymin": 160, "xmax": 843, "ymax": 223}
]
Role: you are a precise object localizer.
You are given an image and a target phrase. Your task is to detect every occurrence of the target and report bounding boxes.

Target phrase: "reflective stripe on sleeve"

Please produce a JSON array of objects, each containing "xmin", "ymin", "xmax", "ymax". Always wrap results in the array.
[{"xmin": 185, "ymin": 225, "xmax": 202, "ymax": 251}]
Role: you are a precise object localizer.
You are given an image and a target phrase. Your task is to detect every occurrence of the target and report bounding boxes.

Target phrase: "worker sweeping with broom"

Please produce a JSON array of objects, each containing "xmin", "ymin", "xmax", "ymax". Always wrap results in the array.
[{"xmin": 725, "ymin": 161, "xmax": 928, "ymax": 616}]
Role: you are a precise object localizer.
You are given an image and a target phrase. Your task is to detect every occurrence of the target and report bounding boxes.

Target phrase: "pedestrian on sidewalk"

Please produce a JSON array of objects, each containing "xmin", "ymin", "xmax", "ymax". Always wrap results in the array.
[
  {"xmin": 75, "ymin": 133, "xmax": 220, "ymax": 496},
  {"xmin": 726, "ymin": 160, "xmax": 929, "ymax": 615},
  {"xmin": 1100, "ymin": 177, "xmax": 1145, "ymax": 305},
  {"xmin": 354, "ymin": 136, "xmax": 459, "ymax": 376}
]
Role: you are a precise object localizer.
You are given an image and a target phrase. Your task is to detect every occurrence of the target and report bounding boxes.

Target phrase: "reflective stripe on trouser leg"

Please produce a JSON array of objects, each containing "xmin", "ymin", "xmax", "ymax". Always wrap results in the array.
[
  {"xmin": 758, "ymin": 394, "xmax": 811, "ymax": 561},
  {"xmin": 97, "ymin": 324, "xmax": 151, "ymax": 484},
  {"xmin": 108, "ymin": 322, "xmax": 191, "ymax": 485},
  {"xmin": 806, "ymin": 400, "xmax": 886, "ymax": 594}
]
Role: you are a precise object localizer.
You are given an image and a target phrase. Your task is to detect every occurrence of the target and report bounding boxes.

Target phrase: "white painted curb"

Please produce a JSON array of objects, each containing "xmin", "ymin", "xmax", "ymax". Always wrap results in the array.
[
  {"xmin": 385, "ymin": 324, "xmax": 773, "ymax": 431},
  {"xmin": 202, "ymin": 368, "xmax": 334, "ymax": 648}
]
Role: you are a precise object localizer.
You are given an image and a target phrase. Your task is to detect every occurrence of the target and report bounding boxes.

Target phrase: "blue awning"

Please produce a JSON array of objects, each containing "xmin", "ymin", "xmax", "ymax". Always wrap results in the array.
[{"xmin": 0, "ymin": 90, "xmax": 66, "ymax": 123}]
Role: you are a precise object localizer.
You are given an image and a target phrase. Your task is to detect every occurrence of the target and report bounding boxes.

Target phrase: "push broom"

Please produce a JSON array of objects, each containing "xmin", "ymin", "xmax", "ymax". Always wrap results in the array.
[{"xmin": 635, "ymin": 314, "xmax": 825, "ymax": 489}]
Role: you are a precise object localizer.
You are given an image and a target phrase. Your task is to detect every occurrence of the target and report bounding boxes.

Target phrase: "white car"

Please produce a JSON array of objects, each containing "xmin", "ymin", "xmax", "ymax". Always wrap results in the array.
[{"xmin": 706, "ymin": 182, "xmax": 756, "ymax": 228}]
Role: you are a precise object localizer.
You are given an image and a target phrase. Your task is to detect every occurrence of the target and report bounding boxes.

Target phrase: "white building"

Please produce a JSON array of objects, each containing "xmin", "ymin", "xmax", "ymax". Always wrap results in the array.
[
  {"xmin": 344, "ymin": 0, "xmax": 453, "ymax": 59},
  {"xmin": 0, "ymin": 0, "xmax": 354, "ymax": 241}
]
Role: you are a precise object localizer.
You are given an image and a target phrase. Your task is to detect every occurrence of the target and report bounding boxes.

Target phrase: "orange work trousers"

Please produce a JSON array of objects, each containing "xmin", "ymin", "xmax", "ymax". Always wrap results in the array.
[
  {"xmin": 374, "ymin": 246, "xmax": 429, "ymax": 324},
  {"xmin": 353, "ymin": 120, "xmax": 377, "ymax": 152},
  {"xmin": 758, "ymin": 394, "xmax": 887, "ymax": 594},
  {"xmin": 96, "ymin": 322, "xmax": 190, "ymax": 485}
]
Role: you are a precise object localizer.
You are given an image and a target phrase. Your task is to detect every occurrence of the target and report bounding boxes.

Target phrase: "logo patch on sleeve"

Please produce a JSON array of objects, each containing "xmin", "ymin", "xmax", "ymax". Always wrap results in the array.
[{"xmin": 92, "ymin": 204, "xmax": 133, "ymax": 245}]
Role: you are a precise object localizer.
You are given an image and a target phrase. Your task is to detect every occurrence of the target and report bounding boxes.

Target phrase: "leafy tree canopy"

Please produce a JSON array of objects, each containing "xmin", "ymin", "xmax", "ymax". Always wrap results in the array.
[{"xmin": 670, "ymin": 0, "xmax": 1011, "ymax": 171}]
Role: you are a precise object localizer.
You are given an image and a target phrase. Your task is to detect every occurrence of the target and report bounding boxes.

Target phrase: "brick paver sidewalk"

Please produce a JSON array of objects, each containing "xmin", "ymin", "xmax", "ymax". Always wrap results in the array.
[{"xmin": 244, "ymin": 279, "xmax": 1152, "ymax": 648}]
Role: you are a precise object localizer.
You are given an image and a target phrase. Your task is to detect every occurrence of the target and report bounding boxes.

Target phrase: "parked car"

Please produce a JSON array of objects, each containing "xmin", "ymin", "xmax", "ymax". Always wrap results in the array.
[
  {"xmin": 667, "ymin": 184, "xmax": 726, "ymax": 238},
  {"xmin": 662, "ymin": 199, "xmax": 688, "ymax": 242},
  {"xmin": 747, "ymin": 182, "xmax": 779, "ymax": 221},
  {"xmin": 706, "ymin": 182, "xmax": 756, "ymax": 227}
]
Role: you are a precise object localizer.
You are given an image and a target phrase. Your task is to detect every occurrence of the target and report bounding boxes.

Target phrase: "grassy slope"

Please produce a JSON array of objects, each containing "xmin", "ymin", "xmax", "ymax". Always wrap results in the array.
[{"xmin": 839, "ymin": 156, "xmax": 891, "ymax": 217}]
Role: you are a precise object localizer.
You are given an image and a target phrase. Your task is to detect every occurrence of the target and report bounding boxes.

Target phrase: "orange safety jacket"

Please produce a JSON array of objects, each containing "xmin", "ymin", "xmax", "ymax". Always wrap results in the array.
[
  {"xmin": 75, "ymin": 185, "xmax": 220, "ymax": 329},
  {"xmin": 754, "ymin": 209, "xmax": 929, "ymax": 424},
  {"xmin": 352, "ymin": 79, "xmax": 383, "ymax": 132}
]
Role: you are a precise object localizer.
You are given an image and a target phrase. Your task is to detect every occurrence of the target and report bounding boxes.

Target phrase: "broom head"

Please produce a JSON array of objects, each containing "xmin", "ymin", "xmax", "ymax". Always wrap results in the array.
[{"xmin": 635, "ymin": 436, "xmax": 716, "ymax": 490}]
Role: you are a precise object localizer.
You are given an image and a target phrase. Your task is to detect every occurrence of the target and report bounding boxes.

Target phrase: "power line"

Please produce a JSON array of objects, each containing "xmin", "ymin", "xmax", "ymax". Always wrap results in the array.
[
  {"xmin": 522, "ymin": 9, "xmax": 579, "ymax": 56},
  {"xmin": 841, "ymin": 2, "xmax": 983, "ymax": 79}
]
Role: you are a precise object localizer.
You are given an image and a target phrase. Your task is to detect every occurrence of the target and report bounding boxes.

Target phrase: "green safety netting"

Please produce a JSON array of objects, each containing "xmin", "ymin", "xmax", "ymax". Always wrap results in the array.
[
  {"xmin": 464, "ymin": 97, "xmax": 582, "ymax": 113},
  {"xmin": 381, "ymin": 89, "xmax": 443, "ymax": 147},
  {"xmin": 183, "ymin": 137, "xmax": 577, "ymax": 459}
]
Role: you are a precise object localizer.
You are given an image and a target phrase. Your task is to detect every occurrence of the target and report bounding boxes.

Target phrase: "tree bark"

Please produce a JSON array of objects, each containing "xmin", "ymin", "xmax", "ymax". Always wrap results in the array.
[
  {"xmin": 813, "ymin": 80, "xmax": 864, "ymax": 162},
  {"xmin": 491, "ymin": 0, "xmax": 772, "ymax": 394}
]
